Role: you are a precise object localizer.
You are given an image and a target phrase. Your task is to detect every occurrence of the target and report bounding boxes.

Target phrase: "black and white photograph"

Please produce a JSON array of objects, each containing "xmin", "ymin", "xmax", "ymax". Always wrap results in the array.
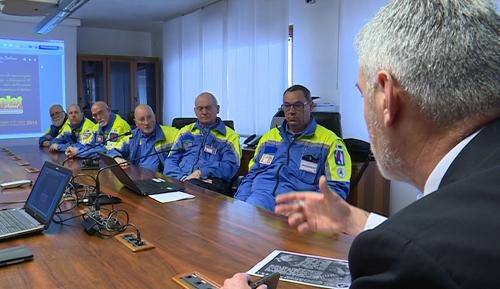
[{"xmin": 247, "ymin": 250, "xmax": 351, "ymax": 289}]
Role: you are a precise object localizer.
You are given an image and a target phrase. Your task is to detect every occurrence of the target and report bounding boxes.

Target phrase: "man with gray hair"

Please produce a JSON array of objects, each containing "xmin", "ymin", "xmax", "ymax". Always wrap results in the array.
[
  {"xmin": 48, "ymin": 104, "xmax": 95, "ymax": 152},
  {"xmin": 224, "ymin": 0, "xmax": 500, "ymax": 288},
  {"xmin": 39, "ymin": 104, "xmax": 68, "ymax": 147}
]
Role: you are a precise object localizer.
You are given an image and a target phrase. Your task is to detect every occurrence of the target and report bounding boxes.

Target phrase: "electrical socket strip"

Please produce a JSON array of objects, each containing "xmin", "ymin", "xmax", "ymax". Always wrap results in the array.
[
  {"xmin": 172, "ymin": 272, "xmax": 220, "ymax": 289},
  {"xmin": 114, "ymin": 233, "xmax": 154, "ymax": 252}
]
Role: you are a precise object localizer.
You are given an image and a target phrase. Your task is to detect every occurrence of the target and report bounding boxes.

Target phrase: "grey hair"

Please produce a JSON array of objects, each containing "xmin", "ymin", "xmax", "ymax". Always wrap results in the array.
[
  {"xmin": 195, "ymin": 92, "xmax": 218, "ymax": 106},
  {"xmin": 49, "ymin": 104, "xmax": 63, "ymax": 112},
  {"xmin": 357, "ymin": 0, "xmax": 500, "ymax": 126},
  {"xmin": 134, "ymin": 104, "xmax": 155, "ymax": 115}
]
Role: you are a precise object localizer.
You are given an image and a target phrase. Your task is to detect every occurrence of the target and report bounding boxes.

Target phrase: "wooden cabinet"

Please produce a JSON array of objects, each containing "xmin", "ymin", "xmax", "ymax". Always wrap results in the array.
[{"xmin": 77, "ymin": 54, "xmax": 161, "ymax": 122}]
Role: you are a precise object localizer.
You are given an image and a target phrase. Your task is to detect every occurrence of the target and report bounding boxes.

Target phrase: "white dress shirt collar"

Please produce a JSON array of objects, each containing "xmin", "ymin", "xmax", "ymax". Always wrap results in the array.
[{"xmin": 422, "ymin": 130, "xmax": 481, "ymax": 197}]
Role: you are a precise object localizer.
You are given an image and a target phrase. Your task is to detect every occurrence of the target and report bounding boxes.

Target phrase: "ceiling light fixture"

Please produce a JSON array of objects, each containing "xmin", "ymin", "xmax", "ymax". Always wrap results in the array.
[{"xmin": 34, "ymin": 0, "xmax": 88, "ymax": 34}]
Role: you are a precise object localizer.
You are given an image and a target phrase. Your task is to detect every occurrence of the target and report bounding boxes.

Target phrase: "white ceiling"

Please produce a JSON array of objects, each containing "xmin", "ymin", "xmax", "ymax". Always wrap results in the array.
[{"xmin": 70, "ymin": 0, "xmax": 219, "ymax": 31}]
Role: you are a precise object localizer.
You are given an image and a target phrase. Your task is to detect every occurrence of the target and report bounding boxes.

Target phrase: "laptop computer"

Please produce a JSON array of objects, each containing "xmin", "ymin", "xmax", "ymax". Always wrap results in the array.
[
  {"xmin": 98, "ymin": 152, "xmax": 183, "ymax": 196},
  {"xmin": 0, "ymin": 161, "xmax": 72, "ymax": 240}
]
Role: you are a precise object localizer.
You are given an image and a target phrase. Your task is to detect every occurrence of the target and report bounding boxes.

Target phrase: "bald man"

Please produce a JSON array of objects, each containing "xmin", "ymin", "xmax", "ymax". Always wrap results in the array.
[
  {"xmin": 65, "ymin": 101, "xmax": 131, "ymax": 159},
  {"xmin": 106, "ymin": 104, "xmax": 178, "ymax": 172},
  {"xmin": 49, "ymin": 104, "xmax": 95, "ymax": 152},
  {"xmin": 164, "ymin": 92, "xmax": 241, "ymax": 195}
]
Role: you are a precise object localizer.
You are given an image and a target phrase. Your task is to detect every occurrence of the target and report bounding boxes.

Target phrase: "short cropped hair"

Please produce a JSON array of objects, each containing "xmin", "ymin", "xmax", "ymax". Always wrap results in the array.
[{"xmin": 283, "ymin": 85, "xmax": 312, "ymax": 102}]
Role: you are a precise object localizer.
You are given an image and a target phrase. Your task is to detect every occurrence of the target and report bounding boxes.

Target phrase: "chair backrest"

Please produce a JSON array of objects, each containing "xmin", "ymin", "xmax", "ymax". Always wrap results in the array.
[
  {"xmin": 171, "ymin": 117, "xmax": 234, "ymax": 130},
  {"xmin": 312, "ymin": 111, "xmax": 342, "ymax": 137}
]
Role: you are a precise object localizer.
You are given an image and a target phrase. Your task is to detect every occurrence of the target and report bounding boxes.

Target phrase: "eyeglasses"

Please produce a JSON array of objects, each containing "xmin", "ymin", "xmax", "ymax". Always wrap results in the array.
[
  {"xmin": 281, "ymin": 101, "xmax": 309, "ymax": 112},
  {"xmin": 355, "ymin": 83, "xmax": 364, "ymax": 98},
  {"xmin": 50, "ymin": 111, "xmax": 63, "ymax": 118}
]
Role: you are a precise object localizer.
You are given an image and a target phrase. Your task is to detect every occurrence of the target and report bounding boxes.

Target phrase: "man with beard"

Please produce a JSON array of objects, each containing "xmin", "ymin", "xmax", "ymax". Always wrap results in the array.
[
  {"xmin": 106, "ymin": 104, "xmax": 178, "ymax": 172},
  {"xmin": 48, "ymin": 104, "xmax": 95, "ymax": 152},
  {"xmin": 223, "ymin": 0, "xmax": 500, "ymax": 288},
  {"xmin": 65, "ymin": 101, "xmax": 131, "ymax": 159},
  {"xmin": 39, "ymin": 104, "xmax": 69, "ymax": 147}
]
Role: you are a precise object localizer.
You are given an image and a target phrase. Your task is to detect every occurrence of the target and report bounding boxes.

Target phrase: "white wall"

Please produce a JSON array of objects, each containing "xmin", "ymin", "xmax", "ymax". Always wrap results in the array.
[
  {"xmin": 77, "ymin": 27, "xmax": 152, "ymax": 56},
  {"xmin": 289, "ymin": 0, "xmax": 340, "ymax": 106},
  {"xmin": 338, "ymin": 0, "xmax": 419, "ymax": 215}
]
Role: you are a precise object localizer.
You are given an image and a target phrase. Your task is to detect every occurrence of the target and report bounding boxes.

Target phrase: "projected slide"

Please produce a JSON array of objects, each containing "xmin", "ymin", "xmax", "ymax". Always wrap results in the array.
[
  {"xmin": 0, "ymin": 54, "xmax": 40, "ymax": 133},
  {"xmin": 0, "ymin": 38, "xmax": 65, "ymax": 139}
]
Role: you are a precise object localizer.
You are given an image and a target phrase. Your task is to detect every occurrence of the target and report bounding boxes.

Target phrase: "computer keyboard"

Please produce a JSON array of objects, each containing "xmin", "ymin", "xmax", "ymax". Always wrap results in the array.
[{"xmin": 0, "ymin": 210, "xmax": 37, "ymax": 234}]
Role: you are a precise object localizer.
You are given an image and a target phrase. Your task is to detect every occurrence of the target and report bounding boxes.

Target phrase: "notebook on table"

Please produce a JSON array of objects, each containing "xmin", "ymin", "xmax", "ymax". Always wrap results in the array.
[
  {"xmin": 0, "ymin": 161, "xmax": 72, "ymax": 240},
  {"xmin": 97, "ymin": 152, "xmax": 183, "ymax": 196}
]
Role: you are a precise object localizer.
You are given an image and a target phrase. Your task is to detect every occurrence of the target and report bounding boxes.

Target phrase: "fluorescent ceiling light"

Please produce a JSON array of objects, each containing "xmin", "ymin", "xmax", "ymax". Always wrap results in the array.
[{"xmin": 34, "ymin": 0, "xmax": 88, "ymax": 34}]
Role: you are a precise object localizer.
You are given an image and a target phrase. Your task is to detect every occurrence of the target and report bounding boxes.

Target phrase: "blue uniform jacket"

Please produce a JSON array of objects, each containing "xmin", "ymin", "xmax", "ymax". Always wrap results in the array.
[
  {"xmin": 51, "ymin": 117, "xmax": 95, "ymax": 152},
  {"xmin": 73, "ymin": 113, "xmax": 131, "ymax": 159},
  {"xmin": 107, "ymin": 124, "xmax": 178, "ymax": 172},
  {"xmin": 164, "ymin": 118, "xmax": 241, "ymax": 182},
  {"xmin": 38, "ymin": 114, "xmax": 69, "ymax": 146},
  {"xmin": 235, "ymin": 118, "xmax": 351, "ymax": 211}
]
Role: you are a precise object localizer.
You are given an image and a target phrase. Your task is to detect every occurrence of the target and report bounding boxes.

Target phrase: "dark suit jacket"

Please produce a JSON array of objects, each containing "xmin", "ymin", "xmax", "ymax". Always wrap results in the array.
[{"xmin": 348, "ymin": 118, "xmax": 500, "ymax": 289}]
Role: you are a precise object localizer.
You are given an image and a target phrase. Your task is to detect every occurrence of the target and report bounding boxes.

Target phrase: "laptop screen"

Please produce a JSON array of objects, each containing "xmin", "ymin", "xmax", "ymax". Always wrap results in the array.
[
  {"xmin": 97, "ymin": 152, "xmax": 140, "ymax": 190},
  {"xmin": 24, "ymin": 162, "xmax": 73, "ymax": 225}
]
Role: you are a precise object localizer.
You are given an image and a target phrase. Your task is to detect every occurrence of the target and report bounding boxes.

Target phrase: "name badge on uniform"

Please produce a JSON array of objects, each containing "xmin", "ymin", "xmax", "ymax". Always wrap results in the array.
[
  {"xmin": 259, "ymin": 153, "xmax": 274, "ymax": 165},
  {"xmin": 96, "ymin": 134, "xmax": 104, "ymax": 143},
  {"xmin": 82, "ymin": 130, "xmax": 91, "ymax": 140},
  {"xmin": 204, "ymin": 145, "xmax": 217, "ymax": 155},
  {"xmin": 300, "ymin": 158, "xmax": 318, "ymax": 174},
  {"xmin": 334, "ymin": 144, "xmax": 346, "ymax": 166}
]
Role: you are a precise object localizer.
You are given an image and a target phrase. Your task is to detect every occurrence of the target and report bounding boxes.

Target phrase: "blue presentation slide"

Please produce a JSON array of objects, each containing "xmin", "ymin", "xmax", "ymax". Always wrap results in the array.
[{"xmin": 0, "ymin": 38, "xmax": 65, "ymax": 139}]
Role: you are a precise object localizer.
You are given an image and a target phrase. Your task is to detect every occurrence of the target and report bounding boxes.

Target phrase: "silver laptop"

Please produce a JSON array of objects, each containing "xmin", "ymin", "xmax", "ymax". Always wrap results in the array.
[
  {"xmin": 98, "ymin": 152, "xmax": 183, "ymax": 196},
  {"xmin": 0, "ymin": 161, "xmax": 72, "ymax": 240}
]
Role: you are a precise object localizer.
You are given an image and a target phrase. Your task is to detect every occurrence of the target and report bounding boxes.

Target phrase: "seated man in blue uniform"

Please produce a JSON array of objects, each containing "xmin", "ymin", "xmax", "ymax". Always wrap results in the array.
[
  {"xmin": 164, "ymin": 92, "xmax": 241, "ymax": 195},
  {"xmin": 39, "ymin": 104, "xmax": 69, "ymax": 147},
  {"xmin": 48, "ymin": 104, "xmax": 95, "ymax": 152},
  {"xmin": 106, "ymin": 104, "xmax": 178, "ymax": 172},
  {"xmin": 235, "ymin": 85, "xmax": 351, "ymax": 211},
  {"xmin": 65, "ymin": 101, "xmax": 131, "ymax": 159}
]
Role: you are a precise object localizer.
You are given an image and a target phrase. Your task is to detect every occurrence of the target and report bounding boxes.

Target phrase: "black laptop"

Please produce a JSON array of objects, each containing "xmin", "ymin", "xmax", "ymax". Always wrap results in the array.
[
  {"xmin": 0, "ymin": 161, "xmax": 72, "ymax": 240},
  {"xmin": 98, "ymin": 152, "xmax": 183, "ymax": 195}
]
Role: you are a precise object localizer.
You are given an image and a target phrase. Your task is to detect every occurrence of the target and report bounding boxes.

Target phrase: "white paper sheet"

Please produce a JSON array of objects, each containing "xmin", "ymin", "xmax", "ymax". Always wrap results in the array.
[{"xmin": 148, "ymin": 191, "xmax": 195, "ymax": 203}]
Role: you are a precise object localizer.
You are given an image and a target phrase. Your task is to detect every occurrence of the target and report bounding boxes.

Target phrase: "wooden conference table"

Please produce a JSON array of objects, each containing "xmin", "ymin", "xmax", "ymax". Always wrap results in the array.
[{"xmin": 0, "ymin": 144, "xmax": 353, "ymax": 289}]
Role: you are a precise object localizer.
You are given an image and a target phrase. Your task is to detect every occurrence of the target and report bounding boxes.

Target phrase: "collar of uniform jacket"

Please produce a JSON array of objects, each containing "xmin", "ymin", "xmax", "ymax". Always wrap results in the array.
[{"xmin": 192, "ymin": 117, "xmax": 227, "ymax": 136}]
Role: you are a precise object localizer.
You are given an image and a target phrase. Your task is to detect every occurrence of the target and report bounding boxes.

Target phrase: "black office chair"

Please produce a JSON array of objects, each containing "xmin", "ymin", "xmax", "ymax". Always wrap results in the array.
[
  {"xmin": 171, "ymin": 117, "xmax": 234, "ymax": 130},
  {"xmin": 312, "ymin": 111, "xmax": 342, "ymax": 137}
]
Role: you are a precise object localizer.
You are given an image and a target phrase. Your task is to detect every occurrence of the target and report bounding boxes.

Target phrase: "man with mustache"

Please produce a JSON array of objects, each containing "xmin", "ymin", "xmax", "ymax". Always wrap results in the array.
[
  {"xmin": 48, "ymin": 104, "xmax": 94, "ymax": 152},
  {"xmin": 39, "ymin": 104, "xmax": 69, "ymax": 147},
  {"xmin": 65, "ymin": 101, "xmax": 131, "ymax": 159}
]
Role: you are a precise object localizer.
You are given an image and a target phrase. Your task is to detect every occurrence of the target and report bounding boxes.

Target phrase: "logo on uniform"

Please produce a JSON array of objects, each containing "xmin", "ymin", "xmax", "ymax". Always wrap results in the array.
[
  {"xmin": 334, "ymin": 144, "xmax": 345, "ymax": 166},
  {"xmin": 82, "ymin": 130, "xmax": 91, "ymax": 140},
  {"xmin": 109, "ymin": 131, "xmax": 119, "ymax": 142},
  {"xmin": 337, "ymin": 167, "xmax": 346, "ymax": 179}
]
